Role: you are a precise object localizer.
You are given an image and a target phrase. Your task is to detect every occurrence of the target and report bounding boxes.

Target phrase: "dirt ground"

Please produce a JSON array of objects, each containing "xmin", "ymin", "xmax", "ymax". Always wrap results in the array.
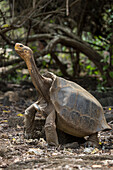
[{"xmin": 0, "ymin": 83, "xmax": 113, "ymax": 169}]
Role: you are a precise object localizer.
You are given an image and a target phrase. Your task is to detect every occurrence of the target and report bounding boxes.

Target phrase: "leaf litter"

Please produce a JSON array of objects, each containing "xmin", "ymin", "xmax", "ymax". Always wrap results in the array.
[{"xmin": 0, "ymin": 86, "xmax": 113, "ymax": 169}]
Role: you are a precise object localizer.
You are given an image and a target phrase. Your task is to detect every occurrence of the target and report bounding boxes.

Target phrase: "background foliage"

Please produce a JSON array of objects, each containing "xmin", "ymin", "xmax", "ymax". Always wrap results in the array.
[{"xmin": 0, "ymin": 0, "xmax": 113, "ymax": 90}]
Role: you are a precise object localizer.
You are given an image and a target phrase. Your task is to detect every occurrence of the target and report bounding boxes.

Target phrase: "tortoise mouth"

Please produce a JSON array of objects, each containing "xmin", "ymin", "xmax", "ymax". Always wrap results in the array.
[
  {"xmin": 15, "ymin": 43, "xmax": 24, "ymax": 52},
  {"xmin": 15, "ymin": 49, "xmax": 23, "ymax": 55},
  {"xmin": 15, "ymin": 44, "xmax": 23, "ymax": 55},
  {"xmin": 15, "ymin": 44, "xmax": 19, "ymax": 51},
  {"xmin": 15, "ymin": 49, "xmax": 24, "ymax": 60}
]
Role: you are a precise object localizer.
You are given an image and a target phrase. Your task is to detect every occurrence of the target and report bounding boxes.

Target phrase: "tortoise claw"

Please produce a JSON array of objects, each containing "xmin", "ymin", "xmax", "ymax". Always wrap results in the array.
[{"xmin": 24, "ymin": 131, "xmax": 34, "ymax": 139}]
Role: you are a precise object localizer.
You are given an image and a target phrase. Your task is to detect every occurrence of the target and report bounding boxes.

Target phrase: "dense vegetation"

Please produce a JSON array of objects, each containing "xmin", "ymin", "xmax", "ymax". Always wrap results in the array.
[{"xmin": 0, "ymin": 0, "xmax": 113, "ymax": 90}]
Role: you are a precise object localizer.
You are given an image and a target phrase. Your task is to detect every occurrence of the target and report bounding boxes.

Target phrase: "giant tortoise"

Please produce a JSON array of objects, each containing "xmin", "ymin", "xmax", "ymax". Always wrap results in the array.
[{"xmin": 15, "ymin": 43, "xmax": 111, "ymax": 147}]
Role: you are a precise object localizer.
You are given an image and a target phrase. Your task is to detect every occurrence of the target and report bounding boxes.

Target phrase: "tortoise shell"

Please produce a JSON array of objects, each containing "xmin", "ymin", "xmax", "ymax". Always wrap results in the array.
[{"xmin": 46, "ymin": 73, "xmax": 110, "ymax": 137}]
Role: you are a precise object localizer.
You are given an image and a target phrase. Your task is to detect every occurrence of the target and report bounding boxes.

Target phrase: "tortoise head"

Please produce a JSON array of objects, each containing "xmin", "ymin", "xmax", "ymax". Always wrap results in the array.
[{"xmin": 15, "ymin": 43, "xmax": 33, "ymax": 61}]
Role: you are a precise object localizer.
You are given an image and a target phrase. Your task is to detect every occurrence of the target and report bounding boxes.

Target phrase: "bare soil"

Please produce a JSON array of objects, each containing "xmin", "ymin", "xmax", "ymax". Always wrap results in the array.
[{"xmin": 0, "ymin": 83, "xmax": 113, "ymax": 169}]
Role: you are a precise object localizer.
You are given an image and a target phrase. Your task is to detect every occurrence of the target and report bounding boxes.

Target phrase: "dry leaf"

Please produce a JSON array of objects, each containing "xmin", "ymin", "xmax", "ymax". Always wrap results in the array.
[
  {"xmin": 17, "ymin": 113, "xmax": 24, "ymax": 117},
  {"xmin": 3, "ymin": 110, "xmax": 10, "ymax": 113},
  {"xmin": 109, "ymin": 107, "xmax": 111, "ymax": 111},
  {"xmin": 91, "ymin": 148, "xmax": 99, "ymax": 154},
  {"xmin": 1, "ymin": 120, "xmax": 8, "ymax": 123}
]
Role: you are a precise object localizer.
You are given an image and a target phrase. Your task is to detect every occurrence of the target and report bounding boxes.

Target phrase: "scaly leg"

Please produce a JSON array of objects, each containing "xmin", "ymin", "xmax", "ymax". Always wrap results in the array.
[
  {"xmin": 45, "ymin": 110, "xmax": 59, "ymax": 146},
  {"xmin": 24, "ymin": 103, "xmax": 37, "ymax": 139},
  {"xmin": 24, "ymin": 100, "xmax": 47, "ymax": 138},
  {"xmin": 85, "ymin": 132, "xmax": 99, "ymax": 148}
]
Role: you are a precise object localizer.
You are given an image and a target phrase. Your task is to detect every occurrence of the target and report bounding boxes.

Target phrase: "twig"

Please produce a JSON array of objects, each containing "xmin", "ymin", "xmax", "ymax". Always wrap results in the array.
[
  {"xmin": 12, "ymin": 0, "xmax": 15, "ymax": 22},
  {"xmin": 33, "ymin": 0, "xmax": 36, "ymax": 9},
  {"xmin": 70, "ymin": 0, "xmax": 79, "ymax": 8},
  {"xmin": 25, "ymin": 20, "xmax": 32, "ymax": 45},
  {"xmin": 0, "ymin": 33, "xmax": 14, "ymax": 45},
  {"xmin": 66, "ymin": 0, "xmax": 69, "ymax": 16}
]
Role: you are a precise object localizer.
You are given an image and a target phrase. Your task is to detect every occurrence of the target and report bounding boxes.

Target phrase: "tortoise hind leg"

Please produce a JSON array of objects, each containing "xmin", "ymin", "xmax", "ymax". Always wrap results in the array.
[
  {"xmin": 85, "ymin": 132, "xmax": 99, "ymax": 148},
  {"xmin": 45, "ymin": 110, "xmax": 59, "ymax": 146}
]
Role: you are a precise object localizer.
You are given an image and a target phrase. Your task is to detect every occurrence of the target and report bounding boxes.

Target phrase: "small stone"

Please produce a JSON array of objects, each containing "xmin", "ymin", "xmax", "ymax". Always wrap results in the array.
[
  {"xmin": 63, "ymin": 142, "xmax": 79, "ymax": 149},
  {"xmin": 103, "ymin": 160, "xmax": 113, "ymax": 166},
  {"xmin": 92, "ymin": 164, "xmax": 102, "ymax": 168},
  {"xmin": 110, "ymin": 135, "xmax": 113, "ymax": 139},
  {"xmin": 84, "ymin": 147, "xmax": 93, "ymax": 153},
  {"xmin": 28, "ymin": 148, "xmax": 44, "ymax": 155},
  {"xmin": 51, "ymin": 152, "xmax": 58, "ymax": 156},
  {"xmin": 64, "ymin": 165, "xmax": 72, "ymax": 169},
  {"xmin": 3, "ymin": 96, "xmax": 11, "ymax": 106}
]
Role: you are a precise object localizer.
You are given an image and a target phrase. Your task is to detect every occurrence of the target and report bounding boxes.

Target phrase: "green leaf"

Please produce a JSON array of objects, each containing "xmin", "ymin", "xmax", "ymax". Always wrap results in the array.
[
  {"xmin": 103, "ymin": 65, "xmax": 109, "ymax": 71},
  {"xmin": 94, "ymin": 71, "xmax": 98, "ymax": 75},
  {"xmin": 109, "ymin": 71, "xmax": 113, "ymax": 78},
  {"xmin": 111, "ymin": 58, "xmax": 113, "ymax": 66},
  {"xmin": 99, "ymin": 35, "xmax": 102, "ymax": 39},
  {"xmin": 50, "ymin": 19, "xmax": 54, "ymax": 23},
  {"xmin": 1, "ymin": 24, "xmax": 10, "ymax": 28}
]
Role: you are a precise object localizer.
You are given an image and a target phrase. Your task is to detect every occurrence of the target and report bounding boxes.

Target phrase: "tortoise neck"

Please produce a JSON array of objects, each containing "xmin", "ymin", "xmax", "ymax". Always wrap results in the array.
[{"xmin": 25, "ymin": 55, "xmax": 51, "ymax": 102}]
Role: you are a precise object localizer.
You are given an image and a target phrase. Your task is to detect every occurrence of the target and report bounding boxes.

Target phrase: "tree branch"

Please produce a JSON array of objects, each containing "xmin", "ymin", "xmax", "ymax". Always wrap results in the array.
[
  {"xmin": 0, "ymin": 58, "xmax": 22, "ymax": 67},
  {"xmin": 0, "ymin": 33, "xmax": 14, "ymax": 45},
  {"xmin": 17, "ymin": 34, "xmax": 52, "ymax": 42},
  {"xmin": 47, "ymin": 35, "xmax": 105, "ymax": 74},
  {"xmin": 51, "ymin": 53, "xmax": 70, "ymax": 78}
]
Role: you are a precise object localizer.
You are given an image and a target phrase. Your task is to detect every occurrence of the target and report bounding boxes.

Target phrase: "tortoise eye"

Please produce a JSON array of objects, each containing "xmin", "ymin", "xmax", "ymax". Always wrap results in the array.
[{"xmin": 19, "ymin": 45, "xmax": 23, "ymax": 47}]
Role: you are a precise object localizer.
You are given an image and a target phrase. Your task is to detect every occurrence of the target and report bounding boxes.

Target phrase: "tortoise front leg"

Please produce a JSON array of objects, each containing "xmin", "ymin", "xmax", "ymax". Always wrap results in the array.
[
  {"xmin": 24, "ymin": 103, "xmax": 37, "ymax": 139},
  {"xmin": 24, "ymin": 101, "xmax": 46, "ymax": 138},
  {"xmin": 45, "ymin": 110, "xmax": 59, "ymax": 146}
]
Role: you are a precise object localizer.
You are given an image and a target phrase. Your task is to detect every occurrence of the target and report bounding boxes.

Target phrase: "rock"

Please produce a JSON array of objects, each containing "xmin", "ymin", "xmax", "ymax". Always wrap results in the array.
[
  {"xmin": 63, "ymin": 142, "xmax": 79, "ymax": 149},
  {"xmin": 3, "ymin": 96, "xmax": 11, "ymax": 106},
  {"xmin": 4, "ymin": 91, "xmax": 19, "ymax": 103},
  {"xmin": 20, "ymin": 89, "xmax": 37, "ymax": 99},
  {"xmin": 92, "ymin": 164, "xmax": 102, "ymax": 168},
  {"xmin": 28, "ymin": 148, "xmax": 44, "ymax": 155},
  {"xmin": 0, "ymin": 145, "xmax": 8, "ymax": 157}
]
